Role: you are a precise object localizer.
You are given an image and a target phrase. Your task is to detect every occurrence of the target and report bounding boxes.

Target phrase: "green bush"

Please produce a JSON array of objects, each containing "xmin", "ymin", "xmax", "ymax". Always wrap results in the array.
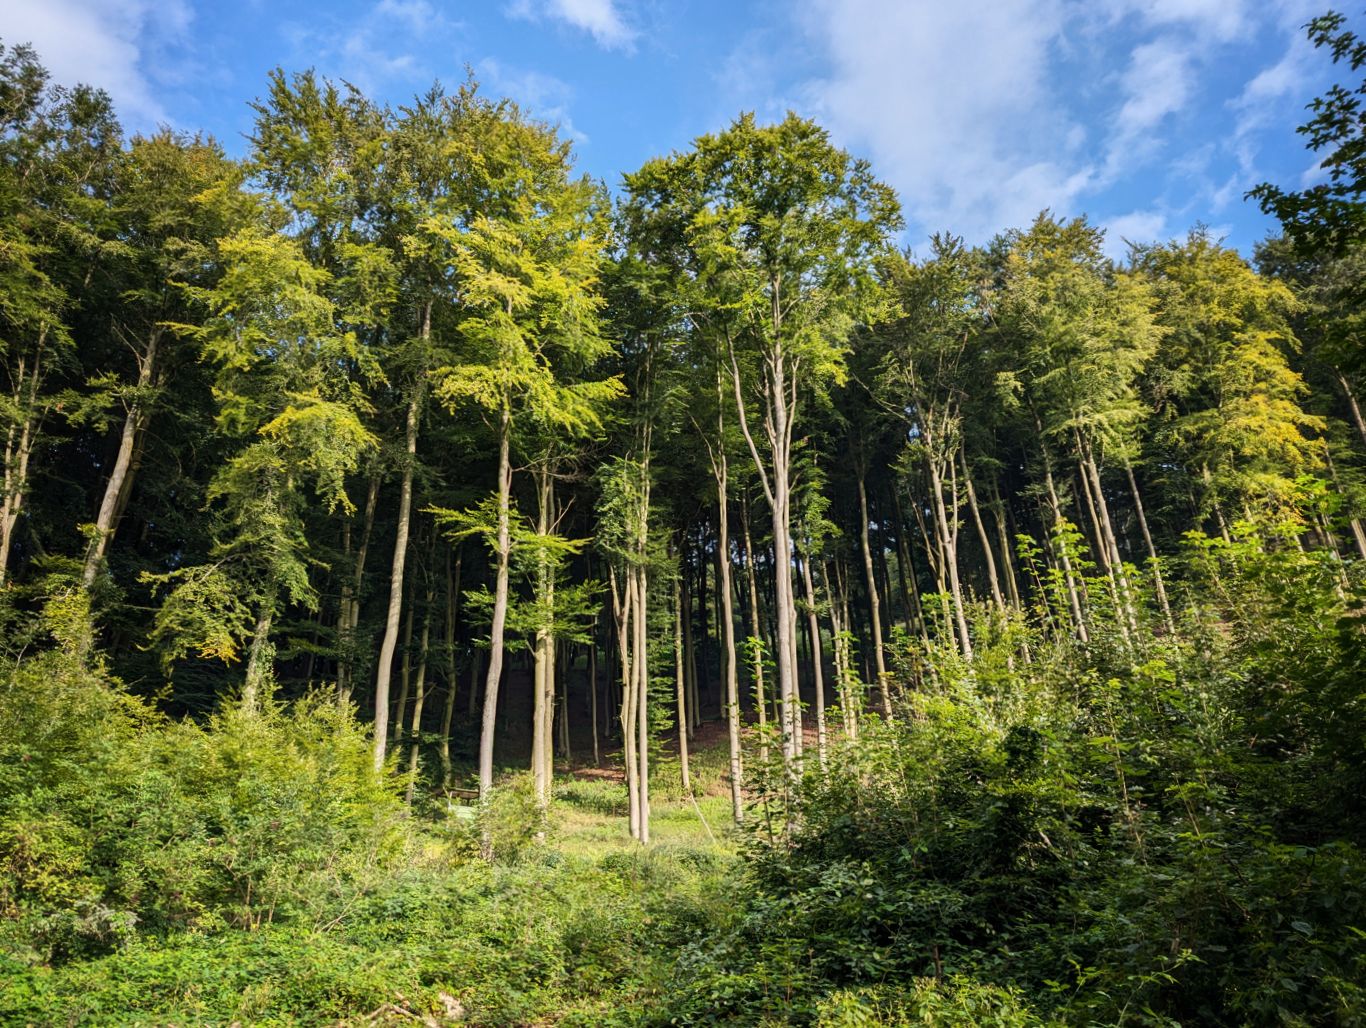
[{"xmin": 0, "ymin": 605, "xmax": 410, "ymax": 962}]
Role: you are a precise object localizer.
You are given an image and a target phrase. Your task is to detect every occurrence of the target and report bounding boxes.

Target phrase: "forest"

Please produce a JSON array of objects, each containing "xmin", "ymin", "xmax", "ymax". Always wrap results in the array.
[{"xmin": 1, "ymin": 10, "xmax": 1365, "ymax": 1026}]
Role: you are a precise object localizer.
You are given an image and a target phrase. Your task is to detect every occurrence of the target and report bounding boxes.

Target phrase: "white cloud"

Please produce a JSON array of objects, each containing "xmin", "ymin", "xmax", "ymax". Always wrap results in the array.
[
  {"xmin": 0, "ymin": 0, "xmax": 191, "ymax": 127},
  {"xmin": 508, "ymin": 0, "xmax": 635, "ymax": 50},
  {"xmin": 794, "ymin": 0, "xmax": 1094, "ymax": 242},
  {"xmin": 479, "ymin": 58, "xmax": 587, "ymax": 144},
  {"xmin": 281, "ymin": 1, "xmax": 460, "ymax": 97},
  {"xmin": 1103, "ymin": 37, "xmax": 1194, "ymax": 177},
  {"xmin": 375, "ymin": 0, "xmax": 439, "ymax": 34},
  {"xmin": 1118, "ymin": 0, "xmax": 1250, "ymax": 42},
  {"xmin": 1102, "ymin": 208, "xmax": 1168, "ymax": 259}
]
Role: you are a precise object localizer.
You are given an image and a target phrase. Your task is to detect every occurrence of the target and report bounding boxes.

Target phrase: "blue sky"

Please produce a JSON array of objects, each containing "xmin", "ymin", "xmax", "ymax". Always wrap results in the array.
[{"xmin": 0, "ymin": 0, "xmax": 1344, "ymax": 258}]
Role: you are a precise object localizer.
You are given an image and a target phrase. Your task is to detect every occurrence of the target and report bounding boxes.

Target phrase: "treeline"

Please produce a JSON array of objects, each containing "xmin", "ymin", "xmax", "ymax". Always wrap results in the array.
[{"xmin": 1, "ymin": 37, "xmax": 1363, "ymax": 846}]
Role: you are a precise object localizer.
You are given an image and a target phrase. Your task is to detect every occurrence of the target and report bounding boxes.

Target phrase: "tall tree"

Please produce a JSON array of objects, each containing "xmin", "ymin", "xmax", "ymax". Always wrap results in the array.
[
  {"xmin": 623, "ymin": 113, "xmax": 901, "ymax": 771},
  {"xmin": 429, "ymin": 108, "xmax": 618, "ymax": 818}
]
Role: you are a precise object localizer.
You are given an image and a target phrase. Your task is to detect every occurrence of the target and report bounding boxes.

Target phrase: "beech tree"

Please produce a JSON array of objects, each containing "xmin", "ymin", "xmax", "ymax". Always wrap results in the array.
[
  {"xmin": 149, "ymin": 221, "xmax": 378, "ymax": 710},
  {"xmin": 78, "ymin": 132, "xmax": 242, "ymax": 591},
  {"xmin": 428, "ymin": 107, "xmax": 618, "ymax": 815}
]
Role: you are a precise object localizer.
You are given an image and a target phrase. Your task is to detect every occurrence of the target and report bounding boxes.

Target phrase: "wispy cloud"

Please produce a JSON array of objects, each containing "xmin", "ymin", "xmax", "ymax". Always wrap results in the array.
[
  {"xmin": 1102, "ymin": 208, "xmax": 1169, "ymax": 259},
  {"xmin": 794, "ymin": 0, "xmax": 1094, "ymax": 242},
  {"xmin": 479, "ymin": 58, "xmax": 587, "ymax": 144},
  {"xmin": 281, "ymin": 1, "xmax": 461, "ymax": 96},
  {"xmin": 1103, "ymin": 37, "xmax": 1194, "ymax": 178},
  {"xmin": 781, "ymin": 0, "xmax": 1316, "ymax": 248},
  {"xmin": 508, "ymin": 0, "xmax": 636, "ymax": 51},
  {"xmin": 1106, "ymin": 0, "xmax": 1251, "ymax": 42},
  {"xmin": 0, "ymin": 0, "xmax": 192, "ymax": 127}
]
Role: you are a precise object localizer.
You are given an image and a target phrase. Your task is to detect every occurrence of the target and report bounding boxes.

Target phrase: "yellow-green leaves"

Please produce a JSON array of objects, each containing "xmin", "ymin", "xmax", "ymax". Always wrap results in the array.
[{"xmin": 1139, "ymin": 230, "xmax": 1325, "ymax": 517}]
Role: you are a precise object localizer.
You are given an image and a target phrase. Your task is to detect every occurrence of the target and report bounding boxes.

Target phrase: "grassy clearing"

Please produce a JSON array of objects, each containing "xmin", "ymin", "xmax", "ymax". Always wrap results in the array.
[{"xmin": 1, "ymin": 731, "xmax": 745, "ymax": 1027}]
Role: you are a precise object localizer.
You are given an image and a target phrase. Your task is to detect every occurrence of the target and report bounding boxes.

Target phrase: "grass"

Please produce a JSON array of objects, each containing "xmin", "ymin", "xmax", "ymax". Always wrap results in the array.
[{"xmin": 1, "ymin": 734, "xmax": 746, "ymax": 1026}]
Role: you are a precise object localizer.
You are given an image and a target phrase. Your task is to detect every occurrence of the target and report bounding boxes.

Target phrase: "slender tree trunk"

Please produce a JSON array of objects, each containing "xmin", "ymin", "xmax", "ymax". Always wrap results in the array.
[
  {"xmin": 83, "ymin": 331, "xmax": 159, "ymax": 588},
  {"xmin": 800, "ymin": 551, "xmax": 827, "ymax": 766},
  {"xmin": 1338, "ymin": 370, "xmax": 1366, "ymax": 452},
  {"xmin": 730, "ymin": 333, "xmax": 799, "ymax": 771},
  {"xmin": 1324, "ymin": 445, "xmax": 1366, "ymax": 562},
  {"xmin": 479, "ymin": 406, "xmax": 513, "ymax": 820},
  {"xmin": 681, "ymin": 566, "xmax": 697, "ymax": 742},
  {"xmin": 613, "ymin": 572, "xmax": 639, "ymax": 839},
  {"xmin": 1038, "ymin": 423, "xmax": 1088, "ymax": 643},
  {"xmin": 634, "ymin": 562, "xmax": 651, "ymax": 844},
  {"xmin": 741, "ymin": 493, "xmax": 769, "ymax": 763},
  {"xmin": 825, "ymin": 558, "xmax": 859, "ymax": 738},
  {"xmin": 243, "ymin": 598, "xmax": 274, "ymax": 714},
  {"xmin": 394, "ymin": 580, "xmax": 416, "ymax": 746},
  {"xmin": 532, "ymin": 464, "xmax": 556, "ymax": 811},
  {"xmin": 373, "ymin": 379, "xmax": 424, "ymax": 772},
  {"xmin": 439, "ymin": 545, "xmax": 461, "ymax": 788},
  {"xmin": 890, "ymin": 488, "xmax": 923, "ymax": 638},
  {"xmin": 338, "ymin": 475, "xmax": 380, "ymax": 705},
  {"xmin": 675, "ymin": 569, "xmax": 691, "ymax": 793},
  {"xmin": 406, "ymin": 571, "xmax": 433, "ymax": 805},
  {"xmin": 1076, "ymin": 455, "xmax": 1130, "ymax": 642},
  {"xmin": 0, "ymin": 341, "xmax": 44, "ymax": 585},
  {"xmin": 1080, "ymin": 437, "xmax": 1137, "ymax": 633},
  {"xmin": 926, "ymin": 448, "xmax": 973, "ymax": 661},
  {"xmin": 856, "ymin": 470, "xmax": 890, "ymax": 708},
  {"xmin": 693, "ymin": 538, "xmax": 707, "ymax": 729},
  {"xmin": 962, "ymin": 449, "xmax": 1004, "ymax": 610},
  {"xmin": 716, "ymin": 490, "xmax": 743, "ymax": 822},
  {"xmin": 990, "ymin": 482, "xmax": 1022, "ymax": 610},
  {"xmin": 589, "ymin": 618, "xmax": 600, "ymax": 767},
  {"xmin": 558, "ymin": 642, "xmax": 571, "ymax": 761},
  {"xmin": 1123, "ymin": 459, "xmax": 1174, "ymax": 632}
]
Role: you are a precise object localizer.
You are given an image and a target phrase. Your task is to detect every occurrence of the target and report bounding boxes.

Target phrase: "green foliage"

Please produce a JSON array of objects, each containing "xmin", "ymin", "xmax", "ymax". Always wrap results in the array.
[
  {"xmin": 0, "ymin": 606, "xmax": 409, "ymax": 965},
  {"xmin": 660, "ymin": 534, "xmax": 1366, "ymax": 1026}
]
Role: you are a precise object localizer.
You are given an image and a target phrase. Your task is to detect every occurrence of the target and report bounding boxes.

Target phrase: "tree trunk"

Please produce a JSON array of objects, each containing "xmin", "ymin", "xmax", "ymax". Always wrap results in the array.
[
  {"xmin": 1123, "ymin": 459, "xmax": 1174, "ymax": 632},
  {"xmin": 372, "ymin": 379, "xmax": 423, "ymax": 772},
  {"xmin": 716, "ymin": 489, "xmax": 743, "ymax": 823},
  {"xmin": 675, "ymin": 568, "xmax": 691, "ymax": 793},
  {"xmin": 926, "ymin": 448, "xmax": 973, "ymax": 661},
  {"xmin": 635, "ymin": 560, "xmax": 650, "ymax": 844},
  {"xmin": 989, "ymin": 481, "xmax": 1022, "ymax": 610},
  {"xmin": 890, "ymin": 487, "xmax": 924, "ymax": 639},
  {"xmin": 83, "ymin": 330, "xmax": 159, "ymax": 587},
  {"xmin": 1037, "ymin": 422, "xmax": 1088, "ymax": 642},
  {"xmin": 406, "ymin": 569, "xmax": 433, "ymax": 805},
  {"xmin": 856, "ymin": 470, "xmax": 890, "ymax": 708},
  {"xmin": 338, "ymin": 474, "xmax": 380, "ymax": 705},
  {"xmin": 439, "ymin": 545, "xmax": 461, "ymax": 789},
  {"xmin": 243, "ymin": 599, "xmax": 274, "ymax": 714},
  {"xmin": 613, "ymin": 571, "xmax": 639, "ymax": 839},
  {"xmin": 800, "ymin": 551, "xmax": 827, "ymax": 767},
  {"xmin": 682, "ymin": 567, "xmax": 698, "ymax": 739},
  {"xmin": 825, "ymin": 558, "xmax": 859, "ymax": 738},
  {"xmin": 532, "ymin": 463, "xmax": 556, "ymax": 811},
  {"xmin": 589, "ymin": 618, "xmax": 600, "ymax": 767},
  {"xmin": 1338, "ymin": 370, "xmax": 1366, "ymax": 452},
  {"xmin": 479, "ymin": 406, "xmax": 513, "ymax": 821},
  {"xmin": 741, "ymin": 492, "xmax": 769, "ymax": 763},
  {"xmin": 693, "ymin": 536, "xmax": 707, "ymax": 729},
  {"xmin": 0, "ymin": 341, "xmax": 44, "ymax": 585},
  {"xmin": 962, "ymin": 449, "xmax": 1005, "ymax": 610},
  {"xmin": 394, "ymin": 580, "xmax": 416, "ymax": 746},
  {"xmin": 1324, "ymin": 445, "xmax": 1366, "ymax": 562}
]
